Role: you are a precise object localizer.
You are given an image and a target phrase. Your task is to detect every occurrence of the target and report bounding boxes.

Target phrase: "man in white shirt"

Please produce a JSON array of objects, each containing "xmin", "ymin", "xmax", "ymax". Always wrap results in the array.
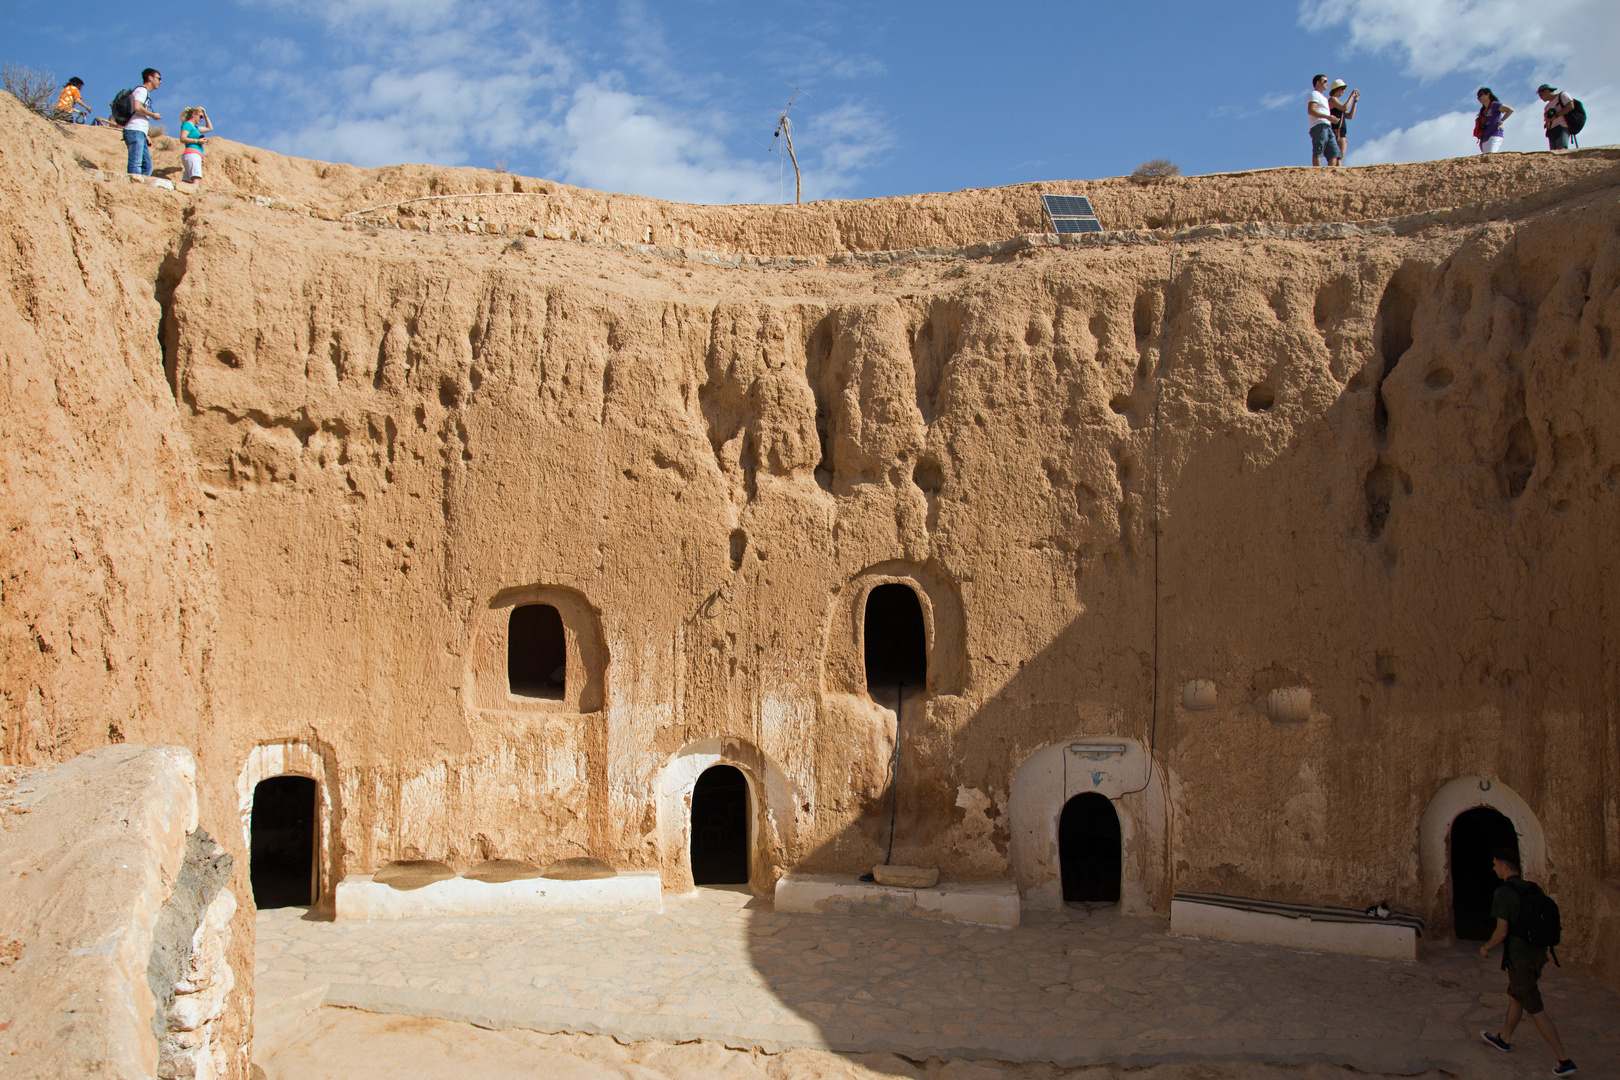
[
  {"xmin": 1308, "ymin": 74, "xmax": 1337, "ymax": 166},
  {"xmin": 124, "ymin": 68, "xmax": 163, "ymax": 177}
]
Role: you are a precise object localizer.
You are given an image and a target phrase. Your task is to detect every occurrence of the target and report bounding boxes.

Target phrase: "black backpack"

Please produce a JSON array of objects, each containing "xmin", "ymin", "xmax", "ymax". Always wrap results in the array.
[
  {"xmin": 1566, "ymin": 98, "xmax": 1587, "ymax": 136},
  {"xmin": 1508, "ymin": 878, "xmax": 1562, "ymax": 963},
  {"xmin": 109, "ymin": 88, "xmax": 135, "ymax": 125}
]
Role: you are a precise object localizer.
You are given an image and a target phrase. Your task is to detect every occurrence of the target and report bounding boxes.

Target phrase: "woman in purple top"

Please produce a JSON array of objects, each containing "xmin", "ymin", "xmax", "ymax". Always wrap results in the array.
[{"xmin": 1476, "ymin": 88, "xmax": 1513, "ymax": 154}]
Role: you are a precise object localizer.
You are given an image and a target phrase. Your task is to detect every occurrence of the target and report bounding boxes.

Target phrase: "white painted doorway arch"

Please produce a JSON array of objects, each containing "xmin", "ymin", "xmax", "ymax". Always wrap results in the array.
[
  {"xmin": 238, "ymin": 741, "xmax": 336, "ymax": 904},
  {"xmin": 1418, "ymin": 775, "xmax": 1546, "ymax": 934}
]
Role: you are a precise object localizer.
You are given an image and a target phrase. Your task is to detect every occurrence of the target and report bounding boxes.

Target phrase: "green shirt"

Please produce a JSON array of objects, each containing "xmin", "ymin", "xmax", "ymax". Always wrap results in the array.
[{"xmin": 1490, "ymin": 879, "xmax": 1548, "ymax": 963}]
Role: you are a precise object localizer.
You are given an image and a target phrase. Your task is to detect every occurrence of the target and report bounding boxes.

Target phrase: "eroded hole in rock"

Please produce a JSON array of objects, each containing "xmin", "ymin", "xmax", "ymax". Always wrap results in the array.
[
  {"xmin": 1424, "ymin": 367, "xmax": 1454, "ymax": 389},
  {"xmin": 690, "ymin": 765, "xmax": 749, "ymax": 885},
  {"xmin": 1450, "ymin": 806, "xmax": 1519, "ymax": 940},
  {"xmin": 864, "ymin": 583, "xmax": 927, "ymax": 695},
  {"xmin": 1375, "ymin": 651, "xmax": 1399, "ymax": 686},
  {"xmin": 1133, "ymin": 292, "xmax": 1156, "ymax": 342},
  {"xmin": 250, "ymin": 775, "xmax": 316, "ymax": 909},
  {"xmin": 807, "ymin": 316, "xmax": 837, "ymax": 487},
  {"xmin": 729, "ymin": 529, "xmax": 747, "ymax": 571},
  {"xmin": 1108, "ymin": 393, "xmax": 1132, "ymax": 416},
  {"xmin": 1246, "ymin": 383, "xmax": 1275, "ymax": 412},
  {"xmin": 1060, "ymin": 792, "xmax": 1121, "ymax": 903},
  {"xmin": 216, "ymin": 349, "xmax": 241, "ymax": 368},
  {"xmin": 1365, "ymin": 461, "xmax": 1397, "ymax": 539},
  {"xmin": 1500, "ymin": 418, "xmax": 1536, "ymax": 499},
  {"xmin": 1373, "ymin": 269, "xmax": 1420, "ymax": 435},
  {"xmin": 913, "ymin": 457, "xmax": 944, "ymax": 498},
  {"xmin": 508, "ymin": 603, "xmax": 566, "ymax": 699}
]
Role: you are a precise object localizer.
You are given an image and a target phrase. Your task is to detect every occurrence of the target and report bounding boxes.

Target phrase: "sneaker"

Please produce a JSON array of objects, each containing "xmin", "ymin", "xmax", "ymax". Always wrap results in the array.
[
  {"xmin": 1552, "ymin": 1061, "xmax": 1577, "ymax": 1077},
  {"xmin": 1480, "ymin": 1031, "xmax": 1511, "ymax": 1052}
]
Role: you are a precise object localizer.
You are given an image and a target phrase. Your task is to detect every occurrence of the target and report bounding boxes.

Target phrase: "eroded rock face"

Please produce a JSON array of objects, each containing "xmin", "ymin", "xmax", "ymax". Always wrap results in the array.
[{"xmin": 3, "ymin": 94, "xmax": 1620, "ymax": 989}]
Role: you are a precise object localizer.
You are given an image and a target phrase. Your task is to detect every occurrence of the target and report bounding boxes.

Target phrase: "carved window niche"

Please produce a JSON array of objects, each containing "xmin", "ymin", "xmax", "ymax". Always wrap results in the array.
[{"xmin": 470, "ymin": 586, "xmax": 607, "ymax": 713}]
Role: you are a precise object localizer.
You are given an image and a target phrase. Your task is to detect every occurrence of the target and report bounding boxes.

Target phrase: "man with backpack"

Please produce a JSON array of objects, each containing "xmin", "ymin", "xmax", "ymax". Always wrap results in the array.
[
  {"xmin": 114, "ymin": 69, "xmax": 163, "ymax": 177},
  {"xmin": 1478, "ymin": 848, "xmax": 1576, "ymax": 1076},
  {"xmin": 1537, "ymin": 84, "xmax": 1584, "ymax": 150}
]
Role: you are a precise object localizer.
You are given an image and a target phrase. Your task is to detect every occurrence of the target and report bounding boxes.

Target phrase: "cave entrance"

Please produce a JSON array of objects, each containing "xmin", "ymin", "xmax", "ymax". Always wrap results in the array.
[
  {"xmin": 509, "ymin": 603, "xmax": 566, "ymax": 699},
  {"xmin": 250, "ymin": 775, "xmax": 317, "ymax": 909},
  {"xmin": 1060, "ymin": 792, "xmax": 1121, "ymax": 904},
  {"xmin": 1451, "ymin": 806, "xmax": 1519, "ymax": 940},
  {"xmin": 864, "ymin": 583, "xmax": 927, "ymax": 698},
  {"xmin": 690, "ymin": 765, "xmax": 750, "ymax": 886}
]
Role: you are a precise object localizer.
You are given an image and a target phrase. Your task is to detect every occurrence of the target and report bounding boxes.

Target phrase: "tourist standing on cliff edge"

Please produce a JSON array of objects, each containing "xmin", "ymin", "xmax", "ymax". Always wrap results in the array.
[
  {"xmin": 123, "ymin": 68, "xmax": 162, "ymax": 177},
  {"xmin": 1308, "ymin": 75, "xmax": 1337, "ymax": 166},
  {"xmin": 1538, "ymin": 84, "xmax": 1577, "ymax": 149},
  {"xmin": 1476, "ymin": 89, "xmax": 1512, "ymax": 154},
  {"xmin": 1328, "ymin": 79, "xmax": 1358, "ymax": 165}
]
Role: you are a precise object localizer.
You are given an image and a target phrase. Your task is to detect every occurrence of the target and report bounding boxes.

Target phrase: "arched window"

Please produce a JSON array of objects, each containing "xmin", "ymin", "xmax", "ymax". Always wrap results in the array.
[
  {"xmin": 1059, "ymin": 792, "xmax": 1122, "ymax": 903},
  {"xmin": 690, "ymin": 765, "xmax": 750, "ymax": 885},
  {"xmin": 250, "ymin": 775, "xmax": 317, "ymax": 908},
  {"xmin": 863, "ymin": 583, "xmax": 927, "ymax": 695},
  {"xmin": 508, "ymin": 603, "xmax": 566, "ymax": 699},
  {"xmin": 1451, "ymin": 806, "xmax": 1520, "ymax": 940}
]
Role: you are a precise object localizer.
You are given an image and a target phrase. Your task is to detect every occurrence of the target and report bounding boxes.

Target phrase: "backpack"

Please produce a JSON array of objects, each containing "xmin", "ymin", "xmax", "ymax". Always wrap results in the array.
[
  {"xmin": 1566, "ymin": 98, "xmax": 1587, "ymax": 136},
  {"xmin": 109, "ymin": 88, "xmax": 135, "ymax": 125},
  {"xmin": 1507, "ymin": 878, "xmax": 1562, "ymax": 963}
]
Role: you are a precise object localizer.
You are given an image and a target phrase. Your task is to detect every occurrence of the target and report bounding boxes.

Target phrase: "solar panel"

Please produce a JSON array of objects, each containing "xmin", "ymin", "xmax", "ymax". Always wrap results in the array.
[
  {"xmin": 1040, "ymin": 193, "xmax": 1103, "ymax": 235},
  {"xmin": 1051, "ymin": 217, "xmax": 1104, "ymax": 234},
  {"xmin": 1042, "ymin": 195, "xmax": 1095, "ymax": 218}
]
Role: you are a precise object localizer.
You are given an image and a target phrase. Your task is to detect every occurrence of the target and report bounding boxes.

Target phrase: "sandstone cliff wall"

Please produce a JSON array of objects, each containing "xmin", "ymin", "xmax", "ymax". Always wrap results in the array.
[{"xmin": 3, "ymin": 93, "xmax": 1619, "ymax": 992}]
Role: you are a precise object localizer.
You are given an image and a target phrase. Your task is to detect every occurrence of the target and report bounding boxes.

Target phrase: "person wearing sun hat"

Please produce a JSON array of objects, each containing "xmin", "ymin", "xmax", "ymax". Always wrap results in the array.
[
  {"xmin": 1328, "ymin": 79, "xmax": 1359, "ymax": 165},
  {"xmin": 1537, "ymin": 84, "xmax": 1576, "ymax": 149}
]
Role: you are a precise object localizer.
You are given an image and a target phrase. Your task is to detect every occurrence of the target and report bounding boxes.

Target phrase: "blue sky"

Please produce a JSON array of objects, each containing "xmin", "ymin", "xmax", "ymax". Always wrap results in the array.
[{"xmin": 5, "ymin": 0, "xmax": 1614, "ymax": 203}]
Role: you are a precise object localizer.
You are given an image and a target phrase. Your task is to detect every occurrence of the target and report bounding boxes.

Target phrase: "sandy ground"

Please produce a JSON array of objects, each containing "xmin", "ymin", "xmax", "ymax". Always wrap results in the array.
[{"xmin": 253, "ymin": 1006, "xmax": 1456, "ymax": 1080}]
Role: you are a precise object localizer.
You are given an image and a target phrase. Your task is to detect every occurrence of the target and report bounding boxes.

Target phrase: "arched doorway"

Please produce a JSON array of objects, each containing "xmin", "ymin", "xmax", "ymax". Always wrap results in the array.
[
  {"xmin": 251, "ymin": 775, "xmax": 317, "ymax": 908},
  {"xmin": 1060, "ymin": 792, "xmax": 1121, "ymax": 903},
  {"xmin": 690, "ymin": 765, "xmax": 749, "ymax": 885},
  {"xmin": 508, "ymin": 603, "xmax": 566, "ymax": 699},
  {"xmin": 864, "ymin": 583, "xmax": 927, "ymax": 697},
  {"xmin": 1451, "ymin": 806, "xmax": 1520, "ymax": 940}
]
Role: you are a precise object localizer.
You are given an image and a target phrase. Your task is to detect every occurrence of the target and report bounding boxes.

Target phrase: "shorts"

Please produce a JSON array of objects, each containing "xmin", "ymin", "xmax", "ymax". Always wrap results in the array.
[
  {"xmin": 1479, "ymin": 135, "xmax": 1504, "ymax": 153},
  {"xmin": 1311, "ymin": 124, "xmax": 1339, "ymax": 160},
  {"xmin": 182, "ymin": 152, "xmax": 203, "ymax": 182},
  {"xmin": 1548, "ymin": 126, "xmax": 1571, "ymax": 150},
  {"xmin": 1506, "ymin": 957, "xmax": 1545, "ymax": 1014}
]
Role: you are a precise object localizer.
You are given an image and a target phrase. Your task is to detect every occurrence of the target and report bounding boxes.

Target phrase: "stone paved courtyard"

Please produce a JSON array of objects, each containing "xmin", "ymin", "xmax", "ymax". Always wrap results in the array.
[{"xmin": 254, "ymin": 887, "xmax": 1620, "ymax": 1077}]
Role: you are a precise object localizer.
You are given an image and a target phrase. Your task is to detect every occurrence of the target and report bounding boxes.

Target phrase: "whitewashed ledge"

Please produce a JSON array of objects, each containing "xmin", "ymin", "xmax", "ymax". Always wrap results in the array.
[
  {"xmin": 334, "ymin": 870, "xmax": 663, "ymax": 920},
  {"xmin": 774, "ymin": 873, "xmax": 1020, "ymax": 927},
  {"xmin": 1170, "ymin": 891, "xmax": 1422, "ymax": 961}
]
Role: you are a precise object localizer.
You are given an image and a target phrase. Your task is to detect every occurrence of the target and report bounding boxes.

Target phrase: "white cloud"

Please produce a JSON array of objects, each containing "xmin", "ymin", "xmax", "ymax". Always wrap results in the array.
[
  {"xmin": 231, "ymin": 0, "xmax": 890, "ymax": 202},
  {"xmin": 1306, "ymin": 0, "xmax": 1618, "ymax": 163}
]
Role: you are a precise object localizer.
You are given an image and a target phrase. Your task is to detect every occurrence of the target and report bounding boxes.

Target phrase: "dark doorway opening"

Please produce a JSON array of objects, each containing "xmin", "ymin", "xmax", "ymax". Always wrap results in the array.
[
  {"xmin": 690, "ymin": 765, "xmax": 750, "ymax": 885},
  {"xmin": 1059, "ymin": 792, "xmax": 1122, "ymax": 903},
  {"xmin": 509, "ymin": 603, "xmax": 566, "ymax": 699},
  {"xmin": 863, "ymin": 583, "xmax": 927, "ymax": 694},
  {"xmin": 251, "ymin": 775, "xmax": 317, "ymax": 909},
  {"xmin": 1451, "ymin": 806, "xmax": 1520, "ymax": 940}
]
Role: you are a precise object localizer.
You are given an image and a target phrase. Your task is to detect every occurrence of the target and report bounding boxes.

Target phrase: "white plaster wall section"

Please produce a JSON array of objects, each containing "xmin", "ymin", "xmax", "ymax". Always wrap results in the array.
[
  {"xmin": 1008, "ymin": 734, "xmax": 1168, "ymax": 916},
  {"xmin": 1418, "ymin": 775, "xmax": 1547, "ymax": 936},
  {"xmin": 396, "ymin": 760, "xmax": 450, "ymax": 859},
  {"xmin": 237, "ymin": 741, "xmax": 336, "ymax": 901},
  {"xmin": 657, "ymin": 737, "xmax": 799, "ymax": 894}
]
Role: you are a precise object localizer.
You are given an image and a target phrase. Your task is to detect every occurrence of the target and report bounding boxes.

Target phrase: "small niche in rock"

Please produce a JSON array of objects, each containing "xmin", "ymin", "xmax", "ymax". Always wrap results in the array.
[
  {"xmin": 374, "ymin": 860, "xmax": 456, "ymax": 891},
  {"xmin": 1109, "ymin": 393, "xmax": 1133, "ymax": 415},
  {"xmin": 1373, "ymin": 269, "xmax": 1420, "ymax": 435},
  {"xmin": 729, "ymin": 529, "xmax": 747, "ymax": 571},
  {"xmin": 509, "ymin": 603, "xmax": 566, "ymax": 699},
  {"xmin": 1363, "ymin": 461, "xmax": 1409, "ymax": 539},
  {"xmin": 463, "ymin": 859, "xmax": 544, "ymax": 883},
  {"xmin": 216, "ymin": 349, "xmax": 241, "ymax": 368},
  {"xmin": 540, "ymin": 857, "xmax": 616, "ymax": 880},
  {"xmin": 1500, "ymin": 418, "xmax": 1536, "ymax": 499},
  {"xmin": 913, "ymin": 458, "xmax": 945, "ymax": 498},
  {"xmin": 1133, "ymin": 292, "xmax": 1156, "ymax": 342},
  {"xmin": 1246, "ymin": 383, "xmax": 1275, "ymax": 412},
  {"xmin": 1424, "ymin": 367, "xmax": 1454, "ymax": 389},
  {"xmin": 1375, "ymin": 652, "xmax": 1399, "ymax": 687}
]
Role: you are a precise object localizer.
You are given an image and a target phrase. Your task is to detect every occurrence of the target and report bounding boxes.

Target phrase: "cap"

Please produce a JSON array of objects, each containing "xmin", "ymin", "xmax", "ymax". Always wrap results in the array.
[
  {"xmin": 1330, "ymin": 79, "xmax": 1347, "ymax": 91},
  {"xmin": 1537, "ymin": 83, "xmax": 1557, "ymax": 93}
]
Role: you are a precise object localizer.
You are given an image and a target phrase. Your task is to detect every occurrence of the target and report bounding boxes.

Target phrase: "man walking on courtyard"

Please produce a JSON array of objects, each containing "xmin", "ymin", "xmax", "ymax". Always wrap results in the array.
[
  {"xmin": 123, "ymin": 68, "xmax": 162, "ymax": 177},
  {"xmin": 1478, "ymin": 849, "xmax": 1576, "ymax": 1076}
]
